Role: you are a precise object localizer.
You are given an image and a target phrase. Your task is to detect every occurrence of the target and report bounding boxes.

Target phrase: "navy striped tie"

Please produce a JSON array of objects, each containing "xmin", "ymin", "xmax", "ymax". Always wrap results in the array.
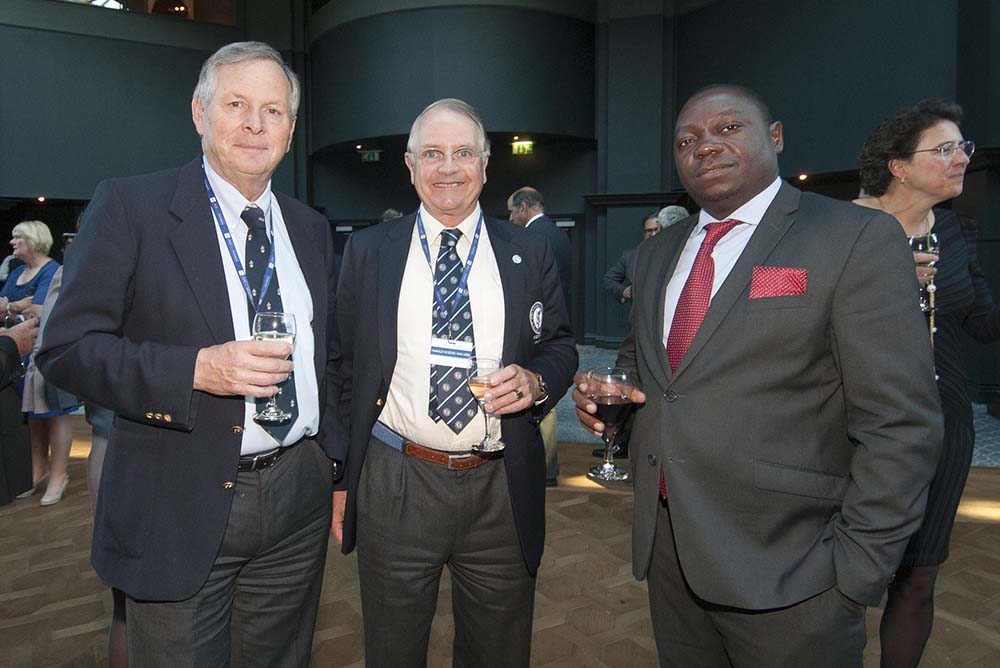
[{"xmin": 428, "ymin": 228, "xmax": 478, "ymax": 434}]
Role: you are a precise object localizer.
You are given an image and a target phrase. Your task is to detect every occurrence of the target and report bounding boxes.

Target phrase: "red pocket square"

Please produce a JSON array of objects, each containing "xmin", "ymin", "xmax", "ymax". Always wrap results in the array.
[{"xmin": 749, "ymin": 266, "xmax": 808, "ymax": 299}]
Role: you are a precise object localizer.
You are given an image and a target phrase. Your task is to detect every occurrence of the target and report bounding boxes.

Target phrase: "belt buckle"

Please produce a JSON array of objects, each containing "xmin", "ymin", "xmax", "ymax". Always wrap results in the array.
[
  {"xmin": 447, "ymin": 452, "xmax": 476, "ymax": 470},
  {"xmin": 248, "ymin": 453, "xmax": 263, "ymax": 471}
]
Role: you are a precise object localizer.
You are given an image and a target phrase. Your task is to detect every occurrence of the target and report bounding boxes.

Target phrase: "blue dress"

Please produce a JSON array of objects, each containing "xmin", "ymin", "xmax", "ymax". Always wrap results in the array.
[{"xmin": 1, "ymin": 259, "xmax": 59, "ymax": 397}]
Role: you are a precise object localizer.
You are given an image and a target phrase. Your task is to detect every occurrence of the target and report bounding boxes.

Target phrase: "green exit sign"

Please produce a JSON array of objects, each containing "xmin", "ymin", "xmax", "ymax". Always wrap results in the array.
[
  {"xmin": 512, "ymin": 140, "xmax": 534, "ymax": 155},
  {"xmin": 360, "ymin": 150, "xmax": 382, "ymax": 162}
]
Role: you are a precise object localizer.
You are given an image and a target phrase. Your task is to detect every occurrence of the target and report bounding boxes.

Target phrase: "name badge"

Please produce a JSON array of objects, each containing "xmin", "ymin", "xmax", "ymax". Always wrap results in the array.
[{"xmin": 430, "ymin": 337, "xmax": 473, "ymax": 369}]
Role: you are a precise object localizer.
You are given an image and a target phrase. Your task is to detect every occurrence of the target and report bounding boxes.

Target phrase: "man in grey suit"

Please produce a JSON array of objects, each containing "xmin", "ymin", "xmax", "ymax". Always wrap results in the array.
[{"xmin": 574, "ymin": 84, "xmax": 942, "ymax": 666}]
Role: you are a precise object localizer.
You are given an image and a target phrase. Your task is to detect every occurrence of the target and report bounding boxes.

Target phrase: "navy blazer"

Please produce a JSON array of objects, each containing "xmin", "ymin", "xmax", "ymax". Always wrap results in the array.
[
  {"xmin": 37, "ymin": 158, "xmax": 341, "ymax": 601},
  {"xmin": 332, "ymin": 213, "xmax": 578, "ymax": 574}
]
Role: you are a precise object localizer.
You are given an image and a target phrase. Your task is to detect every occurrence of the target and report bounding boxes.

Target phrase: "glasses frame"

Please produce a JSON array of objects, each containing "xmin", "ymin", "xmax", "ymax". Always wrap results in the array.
[
  {"xmin": 904, "ymin": 139, "xmax": 975, "ymax": 161},
  {"xmin": 410, "ymin": 147, "xmax": 485, "ymax": 167}
]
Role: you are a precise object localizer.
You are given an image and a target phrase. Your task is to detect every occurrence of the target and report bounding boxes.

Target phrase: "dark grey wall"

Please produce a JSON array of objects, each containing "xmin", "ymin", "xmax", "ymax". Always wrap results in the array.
[
  {"xmin": 309, "ymin": 6, "xmax": 595, "ymax": 151},
  {"xmin": 674, "ymin": 0, "xmax": 958, "ymax": 184}
]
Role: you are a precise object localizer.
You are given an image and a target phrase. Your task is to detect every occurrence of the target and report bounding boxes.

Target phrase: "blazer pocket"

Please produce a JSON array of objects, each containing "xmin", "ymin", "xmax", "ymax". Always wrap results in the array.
[
  {"xmin": 753, "ymin": 460, "xmax": 848, "ymax": 501},
  {"xmin": 746, "ymin": 292, "xmax": 812, "ymax": 310}
]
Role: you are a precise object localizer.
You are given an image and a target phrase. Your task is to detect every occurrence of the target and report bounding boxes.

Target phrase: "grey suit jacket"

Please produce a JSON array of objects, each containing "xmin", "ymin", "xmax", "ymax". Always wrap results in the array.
[{"xmin": 621, "ymin": 183, "xmax": 942, "ymax": 608}]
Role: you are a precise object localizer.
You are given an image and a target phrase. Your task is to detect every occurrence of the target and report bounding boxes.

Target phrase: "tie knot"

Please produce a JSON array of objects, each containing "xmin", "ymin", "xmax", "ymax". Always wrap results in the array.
[
  {"xmin": 241, "ymin": 205, "xmax": 267, "ymax": 233},
  {"xmin": 702, "ymin": 219, "xmax": 741, "ymax": 247},
  {"xmin": 441, "ymin": 228, "xmax": 462, "ymax": 247}
]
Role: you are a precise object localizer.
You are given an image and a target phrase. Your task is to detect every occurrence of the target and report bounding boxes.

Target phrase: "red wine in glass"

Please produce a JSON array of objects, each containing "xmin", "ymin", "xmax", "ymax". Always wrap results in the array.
[{"xmin": 586, "ymin": 366, "xmax": 636, "ymax": 482}]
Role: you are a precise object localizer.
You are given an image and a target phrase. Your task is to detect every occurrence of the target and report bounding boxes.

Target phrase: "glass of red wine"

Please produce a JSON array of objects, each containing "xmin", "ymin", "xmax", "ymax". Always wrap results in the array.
[{"xmin": 586, "ymin": 366, "xmax": 636, "ymax": 482}]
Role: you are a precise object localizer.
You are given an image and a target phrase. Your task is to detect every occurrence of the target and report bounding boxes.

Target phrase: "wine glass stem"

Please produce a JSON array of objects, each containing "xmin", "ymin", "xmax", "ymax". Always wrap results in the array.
[
  {"xmin": 480, "ymin": 400, "xmax": 490, "ymax": 444},
  {"xmin": 603, "ymin": 432, "xmax": 615, "ymax": 465}
]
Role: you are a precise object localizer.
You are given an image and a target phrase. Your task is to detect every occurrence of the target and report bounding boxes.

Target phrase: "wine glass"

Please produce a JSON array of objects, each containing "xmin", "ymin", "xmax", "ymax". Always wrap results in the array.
[
  {"xmin": 909, "ymin": 232, "xmax": 939, "ymax": 313},
  {"xmin": 468, "ymin": 356, "xmax": 504, "ymax": 452},
  {"xmin": 586, "ymin": 366, "xmax": 636, "ymax": 482},
  {"xmin": 252, "ymin": 311, "xmax": 296, "ymax": 424}
]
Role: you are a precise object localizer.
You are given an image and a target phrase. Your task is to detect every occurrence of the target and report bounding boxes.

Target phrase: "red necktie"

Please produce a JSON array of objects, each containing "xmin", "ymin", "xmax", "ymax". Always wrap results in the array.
[{"xmin": 660, "ymin": 219, "xmax": 740, "ymax": 499}]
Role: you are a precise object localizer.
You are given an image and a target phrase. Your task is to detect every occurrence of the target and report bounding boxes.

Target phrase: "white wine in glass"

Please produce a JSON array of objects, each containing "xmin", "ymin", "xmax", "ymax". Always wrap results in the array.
[
  {"xmin": 252, "ymin": 311, "xmax": 296, "ymax": 424},
  {"xmin": 468, "ymin": 356, "xmax": 504, "ymax": 452}
]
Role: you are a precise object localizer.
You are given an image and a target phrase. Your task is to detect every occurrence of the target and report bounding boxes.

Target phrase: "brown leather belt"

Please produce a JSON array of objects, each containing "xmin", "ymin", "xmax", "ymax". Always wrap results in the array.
[{"xmin": 401, "ymin": 441, "xmax": 499, "ymax": 470}]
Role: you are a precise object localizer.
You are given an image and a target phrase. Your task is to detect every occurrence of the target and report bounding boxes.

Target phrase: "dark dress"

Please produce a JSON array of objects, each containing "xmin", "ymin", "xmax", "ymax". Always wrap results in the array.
[{"xmin": 902, "ymin": 209, "xmax": 1000, "ymax": 566}]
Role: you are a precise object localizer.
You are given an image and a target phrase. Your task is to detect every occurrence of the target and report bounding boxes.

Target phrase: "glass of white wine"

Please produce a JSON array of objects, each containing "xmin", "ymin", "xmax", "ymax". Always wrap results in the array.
[
  {"xmin": 252, "ymin": 311, "xmax": 296, "ymax": 424},
  {"xmin": 468, "ymin": 356, "xmax": 504, "ymax": 452}
]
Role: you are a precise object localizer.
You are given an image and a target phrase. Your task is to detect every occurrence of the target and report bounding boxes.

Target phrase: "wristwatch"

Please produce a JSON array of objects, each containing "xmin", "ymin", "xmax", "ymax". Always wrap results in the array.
[{"xmin": 532, "ymin": 372, "xmax": 549, "ymax": 406}]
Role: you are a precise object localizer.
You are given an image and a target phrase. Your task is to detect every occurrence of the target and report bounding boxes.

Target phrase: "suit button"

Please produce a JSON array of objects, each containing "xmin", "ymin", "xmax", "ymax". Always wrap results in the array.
[
  {"xmin": 145, "ymin": 412, "xmax": 154, "ymax": 419},
  {"xmin": 376, "ymin": 398, "xmax": 384, "ymax": 407},
  {"xmin": 647, "ymin": 454, "xmax": 657, "ymax": 465},
  {"xmin": 231, "ymin": 426, "xmax": 243, "ymax": 434},
  {"xmin": 163, "ymin": 414, "xmax": 172, "ymax": 423},
  {"xmin": 664, "ymin": 390, "xmax": 678, "ymax": 402},
  {"xmin": 154, "ymin": 413, "xmax": 163, "ymax": 421},
  {"xmin": 223, "ymin": 481, "xmax": 234, "ymax": 490}
]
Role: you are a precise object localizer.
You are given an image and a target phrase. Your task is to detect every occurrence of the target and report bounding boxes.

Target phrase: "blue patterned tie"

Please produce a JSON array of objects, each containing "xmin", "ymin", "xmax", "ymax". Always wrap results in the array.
[
  {"xmin": 428, "ymin": 228, "xmax": 478, "ymax": 434},
  {"xmin": 243, "ymin": 204, "xmax": 298, "ymax": 442}
]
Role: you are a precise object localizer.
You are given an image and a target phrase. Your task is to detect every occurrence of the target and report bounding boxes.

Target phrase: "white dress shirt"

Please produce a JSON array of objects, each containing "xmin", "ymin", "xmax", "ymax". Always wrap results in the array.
[
  {"xmin": 525, "ymin": 212, "xmax": 544, "ymax": 228},
  {"xmin": 203, "ymin": 158, "xmax": 319, "ymax": 455},
  {"xmin": 380, "ymin": 204, "xmax": 506, "ymax": 451},
  {"xmin": 662, "ymin": 176, "xmax": 783, "ymax": 347}
]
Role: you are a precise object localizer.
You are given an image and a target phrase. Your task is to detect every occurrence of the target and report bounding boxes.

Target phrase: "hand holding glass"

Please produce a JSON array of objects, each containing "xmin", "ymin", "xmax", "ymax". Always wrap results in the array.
[
  {"xmin": 468, "ymin": 357, "xmax": 504, "ymax": 452},
  {"xmin": 252, "ymin": 311, "xmax": 296, "ymax": 424}
]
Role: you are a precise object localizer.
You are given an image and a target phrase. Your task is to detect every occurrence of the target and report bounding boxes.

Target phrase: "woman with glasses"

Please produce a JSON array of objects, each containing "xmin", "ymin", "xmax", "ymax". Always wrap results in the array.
[{"xmin": 855, "ymin": 99, "xmax": 997, "ymax": 668}]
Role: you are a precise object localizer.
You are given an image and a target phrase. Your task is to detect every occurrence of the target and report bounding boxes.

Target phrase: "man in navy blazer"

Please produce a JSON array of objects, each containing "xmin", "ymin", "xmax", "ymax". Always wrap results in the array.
[
  {"xmin": 575, "ymin": 85, "xmax": 942, "ymax": 666},
  {"xmin": 38, "ymin": 42, "xmax": 340, "ymax": 667},
  {"xmin": 331, "ymin": 99, "xmax": 577, "ymax": 667}
]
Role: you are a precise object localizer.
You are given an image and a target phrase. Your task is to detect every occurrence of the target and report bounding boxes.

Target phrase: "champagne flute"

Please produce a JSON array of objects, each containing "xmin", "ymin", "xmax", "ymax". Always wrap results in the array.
[
  {"xmin": 252, "ymin": 311, "xmax": 296, "ymax": 424},
  {"xmin": 468, "ymin": 356, "xmax": 504, "ymax": 452},
  {"xmin": 587, "ymin": 366, "xmax": 636, "ymax": 482},
  {"xmin": 909, "ymin": 232, "xmax": 939, "ymax": 313}
]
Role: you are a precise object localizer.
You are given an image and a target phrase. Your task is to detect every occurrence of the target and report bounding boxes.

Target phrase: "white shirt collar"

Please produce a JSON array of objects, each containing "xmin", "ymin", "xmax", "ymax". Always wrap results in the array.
[
  {"xmin": 525, "ymin": 212, "xmax": 544, "ymax": 228},
  {"xmin": 696, "ymin": 176, "xmax": 783, "ymax": 231},
  {"xmin": 203, "ymin": 156, "xmax": 272, "ymax": 216},
  {"xmin": 418, "ymin": 204, "xmax": 482, "ymax": 244}
]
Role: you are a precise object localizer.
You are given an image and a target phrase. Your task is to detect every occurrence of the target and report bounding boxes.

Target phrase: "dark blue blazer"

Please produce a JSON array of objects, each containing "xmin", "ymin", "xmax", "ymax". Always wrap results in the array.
[
  {"xmin": 332, "ymin": 213, "xmax": 578, "ymax": 574},
  {"xmin": 37, "ymin": 158, "xmax": 341, "ymax": 601}
]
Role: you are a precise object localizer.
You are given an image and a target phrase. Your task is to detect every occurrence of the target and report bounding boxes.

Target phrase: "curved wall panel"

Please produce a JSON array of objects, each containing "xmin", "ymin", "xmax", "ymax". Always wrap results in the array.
[{"xmin": 309, "ymin": 5, "xmax": 595, "ymax": 151}]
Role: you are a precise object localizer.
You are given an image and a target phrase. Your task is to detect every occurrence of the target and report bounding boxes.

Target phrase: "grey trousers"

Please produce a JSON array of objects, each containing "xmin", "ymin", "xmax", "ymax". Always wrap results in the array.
[
  {"xmin": 647, "ymin": 499, "xmax": 866, "ymax": 668},
  {"xmin": 126, "ymin": 439, "xmax": 333, "ymax": 668},
  {"xmin": 357, "ymin": 437, "xmax": 536, "ymax": 668}
]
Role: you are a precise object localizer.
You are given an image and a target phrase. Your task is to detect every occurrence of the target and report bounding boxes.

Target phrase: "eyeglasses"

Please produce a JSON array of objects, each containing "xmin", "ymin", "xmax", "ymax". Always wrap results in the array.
[
  {"xmin": 906, "ymin": 140, "xmax": 975, "ymax": 161},
  {"xmin": 412, "ymin": 147, "xmax": 483, "ymax": 166}
]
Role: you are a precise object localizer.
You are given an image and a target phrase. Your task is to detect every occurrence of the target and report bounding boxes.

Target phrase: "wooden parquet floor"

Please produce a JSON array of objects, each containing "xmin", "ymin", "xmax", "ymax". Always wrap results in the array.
[{"xmin": 2, "ymin": 416, "xmax": 1000, "ymax": 667}]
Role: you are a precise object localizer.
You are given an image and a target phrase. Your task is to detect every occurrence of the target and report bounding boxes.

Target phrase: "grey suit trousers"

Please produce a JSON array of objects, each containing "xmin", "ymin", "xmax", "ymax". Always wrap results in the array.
[
  {"xmin": 648, "ymin": 499, "xmax": 866, "ymax": 668},
  {"xmin": 126, "ymin": 439, "xmax": 333, "ymax": 668},
  {"xmin": 357, "ymin": 436, "xmax": 535, "ymax": 668}
]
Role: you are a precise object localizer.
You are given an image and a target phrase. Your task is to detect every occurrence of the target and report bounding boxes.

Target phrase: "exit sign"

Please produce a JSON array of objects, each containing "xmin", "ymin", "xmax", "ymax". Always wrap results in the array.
[
  {"xmin": 360, "ymin": 150, "xmax": 382, "ymax": 162},
  {"xmin": 512, "ymin": 140, "xmax": 534, "ymax": 155}
]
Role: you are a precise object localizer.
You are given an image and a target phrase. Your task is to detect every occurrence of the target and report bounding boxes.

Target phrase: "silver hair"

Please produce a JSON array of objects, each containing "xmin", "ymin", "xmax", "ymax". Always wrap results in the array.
[
  {"xmin": 406, "ymin": 98, "xmax": 491, "ymax": 156},
  {"xmin": 193, "ymin": 41, "xmax": 300, "ymax": 118},
  {"xmin": 13, "ymin": 220, "xmax": 53, "ymax": 255},
  {"xmin": 657, "ymin": 205, "xmax": 690, "ymax": 229}
]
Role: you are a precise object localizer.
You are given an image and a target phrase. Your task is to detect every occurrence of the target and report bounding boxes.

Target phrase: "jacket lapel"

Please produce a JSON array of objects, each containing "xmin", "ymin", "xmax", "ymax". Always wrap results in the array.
[
  {"xmin": 485, "ymin": 219, "xmax": 525, "ymax": 365},
  {"xmin": 168, "ymin": 159, "xmax": 235, "ymax": 344},
  {"xmin": 377, "ymin": 216, "xmax": 414, "ymax": 384},
  {"xmin": 639, "ymin": 218, "xmax": 694, "ymax": 394},
  {"xmin": 277, "ymin": 192, "xmax": 324, "ymax": 381},
  {"xmin": 671, "ymin": 183, "xmax": 801, "ymax": 380}
]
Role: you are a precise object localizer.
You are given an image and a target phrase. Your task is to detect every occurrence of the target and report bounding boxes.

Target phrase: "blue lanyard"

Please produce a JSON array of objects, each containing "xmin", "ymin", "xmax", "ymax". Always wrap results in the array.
[
  {"xmin": 416, "ymin": 210, "xmax": 483, "ymax": 325},
  {"xmin": 202, "ymin": 165, "xmax": 277, "ymax": 315}
]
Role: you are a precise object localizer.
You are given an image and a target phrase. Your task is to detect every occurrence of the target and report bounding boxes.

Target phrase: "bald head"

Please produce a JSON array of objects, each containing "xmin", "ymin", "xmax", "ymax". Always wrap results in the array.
[{"xmin": 507, "ymin": 186, "xmax": 545, "ymax": 227}]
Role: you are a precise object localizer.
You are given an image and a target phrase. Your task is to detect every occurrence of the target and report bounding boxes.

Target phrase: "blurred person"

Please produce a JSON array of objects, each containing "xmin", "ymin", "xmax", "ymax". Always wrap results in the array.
[
  {"xmin": 603, "ymin": 210, "xmax": 678, "ymax": 304},
  {"xmin": 1, "ymin": 221, "xmax": 63, "ymax": 503},
  {"xmin": 0, "ymin": 317, "xmax": 39, "ymax": 506},
  {"xmin": 0, "ymin": 254, "xmax": 23, "ymax": 285},
  {"xmin": 657, "ymin": 204, "xmax": 690, "ymax": 229},
  {"xmin": 333, "ymin": 99, "xmax": 577, "ymax": 667},
  {"xmin": 854, "ymin": 98, "xmax": 995, "ymax": 668},
  {"xmin": 380, "ymin": 207, "xmax": 404, "ymax": 222},
  {"xmin": 506, "ymin": 186, "xmax": 570, "ymax": 487},
  {"xmin": 37, "ymin": 41, "xmax": 341, "ymax": 667},
  {"xmin": 21, "ymin": 266, "xmax": 81, "ymax": 506},
  {"xmin": 573, "ymin": 85, "xmax": 942, "ymax": 667}
]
